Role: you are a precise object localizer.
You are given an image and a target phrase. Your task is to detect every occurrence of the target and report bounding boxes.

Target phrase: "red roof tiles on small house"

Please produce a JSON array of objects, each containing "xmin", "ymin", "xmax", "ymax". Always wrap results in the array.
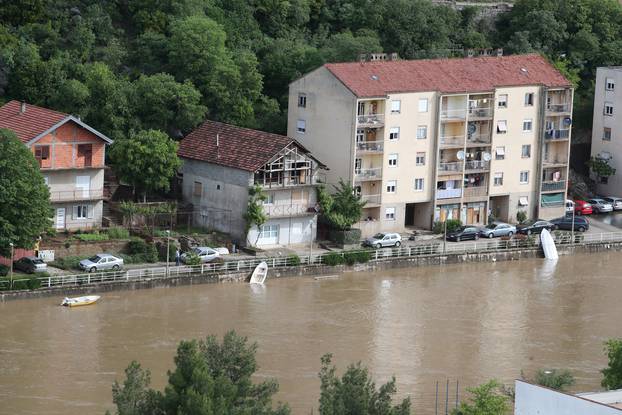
[
  {"xmin": 178, "ymin": 120, "xmax": 319, "ymax": 172},
  {"xmin": 324, "ymin": 54, "xmax": 572, "ymax": 97}
]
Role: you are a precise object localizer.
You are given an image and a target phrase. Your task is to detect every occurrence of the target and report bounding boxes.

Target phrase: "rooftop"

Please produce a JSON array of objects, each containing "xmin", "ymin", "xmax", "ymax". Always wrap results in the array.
[
  {"xmin": 325, "ymin": 53, "xmax": 571, "ymax": 97},
  {"xmin": 578, "ymin": 389, "xmax": 622, "ymax": 410}
]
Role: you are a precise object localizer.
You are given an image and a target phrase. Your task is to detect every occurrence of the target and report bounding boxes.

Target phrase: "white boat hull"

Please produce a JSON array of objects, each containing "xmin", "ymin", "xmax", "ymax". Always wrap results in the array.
[
  {"xmin": 249, "ymin": 262, "xmax": 268, "ymax": 284},
  {"xmin": 540, "ymin": 229, "xmax": 559, "ymax": 260}
]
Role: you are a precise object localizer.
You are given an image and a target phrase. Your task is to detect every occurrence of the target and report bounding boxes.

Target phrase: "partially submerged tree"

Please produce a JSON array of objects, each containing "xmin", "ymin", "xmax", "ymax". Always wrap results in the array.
[{"xmin": 452, "ymin": 380, "xmax": 509, "ymax": 415}]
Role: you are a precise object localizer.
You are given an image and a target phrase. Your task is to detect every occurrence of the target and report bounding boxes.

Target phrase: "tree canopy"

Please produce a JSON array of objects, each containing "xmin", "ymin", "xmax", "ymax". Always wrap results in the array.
[{"xmin": 602, "ymin": 338, "xmax": 622, "ymax": 390}]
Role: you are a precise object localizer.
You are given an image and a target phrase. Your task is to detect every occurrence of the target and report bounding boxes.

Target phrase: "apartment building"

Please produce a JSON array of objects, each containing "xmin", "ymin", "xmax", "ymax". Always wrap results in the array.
[
  {"xmin": 0, "ymin": 101, "xmax": 112, "ymax": 230},
  {"xmin": 178, "ymin": 120, "xmax": 325, "ymax": 247},
  {"xmin": 591, "ymin": 67, "xmax": 622, "ymax": 195},
  {"xmin": 288, "ymin": 54, "xmax": 573, "ymax": 236}
]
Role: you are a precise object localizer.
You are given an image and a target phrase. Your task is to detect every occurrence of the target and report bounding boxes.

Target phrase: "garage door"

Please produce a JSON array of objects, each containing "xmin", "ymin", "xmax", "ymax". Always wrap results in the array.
[{"xmin": 258, "ymin": 224, "xmax": 279, "ymax": 245}]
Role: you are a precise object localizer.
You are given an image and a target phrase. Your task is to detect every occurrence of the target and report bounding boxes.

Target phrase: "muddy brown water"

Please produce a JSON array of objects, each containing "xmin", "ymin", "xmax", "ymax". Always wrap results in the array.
[{"xmin": 1, "ymin": 252, "xmax": 620, "ymax": 414}]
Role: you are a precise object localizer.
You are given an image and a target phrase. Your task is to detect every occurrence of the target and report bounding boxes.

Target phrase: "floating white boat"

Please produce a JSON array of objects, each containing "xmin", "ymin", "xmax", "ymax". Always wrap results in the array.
[
  {"xmin": 540, "ymin": 229, "xmax": 559, "ymax": 260},
  {"xmin": 61, "ymin": 295, "xmax": 101, "ymax": 307},
  {"xmin": 249, "ymin": 262, "xmax": 268, "ymax": 284}
]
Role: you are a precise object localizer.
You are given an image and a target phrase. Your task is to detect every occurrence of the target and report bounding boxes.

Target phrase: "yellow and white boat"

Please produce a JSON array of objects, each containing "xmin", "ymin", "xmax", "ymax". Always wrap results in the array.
[{"xmin": 61, "ymin": 295, "xmax": 101, "ymax": 307}]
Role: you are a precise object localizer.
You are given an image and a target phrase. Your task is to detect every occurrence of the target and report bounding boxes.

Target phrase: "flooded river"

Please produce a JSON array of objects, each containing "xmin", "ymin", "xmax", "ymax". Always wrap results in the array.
[{"xmin": 1, "ymin": 252, "xmax": 621, "ymax": 414}]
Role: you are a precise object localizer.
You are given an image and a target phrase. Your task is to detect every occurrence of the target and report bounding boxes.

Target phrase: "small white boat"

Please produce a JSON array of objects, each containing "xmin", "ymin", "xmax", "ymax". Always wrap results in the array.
[
  {"xmin": 61, "ymin": 295, "xmax": 101, "ymax": 307},
  {"xmin": 540, "ymin": 229, "xmax": 559, "ymax": 260},
  {"xmin": 249, "ymin": 262, "xmax": 268, "ymax": 284}
]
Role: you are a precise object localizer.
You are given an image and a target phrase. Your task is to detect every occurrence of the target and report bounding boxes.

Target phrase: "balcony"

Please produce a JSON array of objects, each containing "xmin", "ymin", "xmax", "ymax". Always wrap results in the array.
[
  {"xmin": 438, "ymin": 161, "xmax": 464, "ymax": 174},
  {"xmin": 441, "ymin": 109, "xmax": 467, "ymax": 121},
  {"xmin": 360, "ymin": 194, "xmax": 381, "ymax": 206},
  {"xmin": 464, "ymin": 160, "xmax": 490, "ymax": 171},
  {"xmin": 541, "ymin": 180, "xmax": 566, "ymax": 192},
  {"xmin": 49, "ymin": 189, "xmax": 106, "ymax": 202},
  {"xmin": 543, "ymin": 158, "xmax": 568, "ymax": 168},
  {"xmin": 436, "ymin": 188, "xmax": 462, "ymax": 200},
  {"xmin": 463, "ymin": 186, "xmax": 488, "ymax": 198},
  {"xmin": 545, "ymin": 129, "xmax": 570, "ymax": 141},
  {"xmin": 546, "ymin": 103, "xmax": 571, "ymax": 114},
  {"xmin": 264, "ymin": 204, "xmax": 316, "ymax": 218},
  {"xmin": 357, "ymin": 114, "xmax": 384, "ymax": 128},
  {"xmin": 466, "ymin": 133, "xmax": 492, "ymax": 146},
  {"xmin": 356, "ymin": 140, "xmax": 384, "ymax": 153},
  {"xmin": 355, "ymin": 167, "xmax": 382, "ymax": 182},
  {"xmin": 440, "ymin": 135, "xmax": 464, "ymax": 147},
  {"xmin": 468, "ymin": 107, "xmax": 493, "ymax": 119}
]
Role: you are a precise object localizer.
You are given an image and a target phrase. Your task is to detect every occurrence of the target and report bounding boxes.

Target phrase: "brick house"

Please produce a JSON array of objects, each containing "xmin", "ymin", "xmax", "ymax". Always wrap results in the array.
[{"xmin": 0, "ymin": 101, "xmax": 113, "ymax": 230}]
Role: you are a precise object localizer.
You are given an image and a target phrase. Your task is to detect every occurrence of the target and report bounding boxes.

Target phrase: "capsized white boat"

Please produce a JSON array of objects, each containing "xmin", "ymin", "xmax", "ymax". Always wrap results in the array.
[
  {"xmin": 61, "ymin": 295, "xmax": 101, "ymax": 307},
  {"xmin": 540, "ymin": 229, "xmax": 559, "ymax": 260},
  {"xmin": 249, "ymin": 261, "xmax": 268, "ymax": 284}
]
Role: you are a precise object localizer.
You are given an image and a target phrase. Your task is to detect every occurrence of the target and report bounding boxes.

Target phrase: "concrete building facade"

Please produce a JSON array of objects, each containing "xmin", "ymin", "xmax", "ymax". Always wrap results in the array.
[{"xmin": 289, "ymin": 54, "xmax": 573, "ymax": 236}]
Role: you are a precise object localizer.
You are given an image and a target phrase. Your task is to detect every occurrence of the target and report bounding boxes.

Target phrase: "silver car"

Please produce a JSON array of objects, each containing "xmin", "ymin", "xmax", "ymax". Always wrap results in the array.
[
  {"xmin": 479, "ymin": 222, "xmax": 516, "ymax": 238},
  {"xmin": 587, "ymin": 198, "xmax": 613, "ymax": 213},
  {"xmin": 603, "ymin": 196, "xmax": 622, "ymax": 211},
  {"xmin": 79, "ymin": 254, "xmax": 124, "ymax": 272},
  {"xmin": 363, "ymin": 233, "xmax": 402, "ymax": 248},
  {"xmin": 181, "ymin": 247, "xmax": 220, "ymax": 263}
]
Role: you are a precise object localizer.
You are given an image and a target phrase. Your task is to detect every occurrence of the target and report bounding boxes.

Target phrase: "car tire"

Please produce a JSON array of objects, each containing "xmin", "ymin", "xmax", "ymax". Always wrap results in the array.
[
  {"xmin": 112, "ymin": 264, "xmax": 120, "ymax": 271},
  {"xmin": 487, "ymin": 233, "xmax": 494, "ymax": 239},
  {"xmin": 89, "ymin": 267, "xmax": 97, "ymax": 273},
  {"xmin": 456, "ymin": 236, "xmax": 461, "ymax": 242},
  {"xmin": 375, "ymin": 243, "xmax": 382, "ymax": 249},
  {"xmin": 527, "ymin": 230, "xmax": 532, "ymax": 236},
  {"xmin": 474, "ymin": 234, "xmax": 479, "ymax": 240},
  {"xmin": 578, "ymin": 226, "xmax": 586, "ymax": 232},
  {"xmin": 507, "ymin": 231, "xmax": 514, "ymax": 237},
  {"xmin": 395, "ymin": 241, "xmax": 401, "ymax": 247}
]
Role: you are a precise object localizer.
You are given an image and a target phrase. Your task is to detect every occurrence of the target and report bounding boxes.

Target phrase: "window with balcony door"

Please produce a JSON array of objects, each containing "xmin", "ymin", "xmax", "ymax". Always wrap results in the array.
[
  {"xmin": 525, "ymin": 93, "xmax": 534, "ymax": 106},
  {"xmin": 414, "ymin": 178, "xmax": 424, "ymax": 191},
  {"xmin": 498, "ymin": 94, "xmax": 508, "ymax": 108},
  {"xmin": 523, "ymin": 119, "xmax": 533, "ymax": 132},
  {"xmin": 355, "ymin": 158, "xmax": 362, "ymax": 174},
  {"xmin": 495, "ymin": 146, "xmax": 505, "ymax": 160},
  {"xmin": 416, "ymin": 152, "xmax": 425, "ymax": 166},
  {"xmin": 34, "ymin": 145, "xmax": 50, "ymax": 167},
  {"xmin": 357, "ymin": 102, "xmax": 365, "ymax": 115},
  {"xmin": 356, "ymin": 129, "xmax": 365, "ymax": 142},
  {"xmin": 388, "ymin": 154, "xmax": 398, "ymax": 167},
  {"xmin": 521, "ymin": 144, "xmax": 531, "ymax": 158},
  {"xmin": 520, "ymin": 171, "xmax": 529, "ymax": 184},
  {"xmin": 77, "ymin": 144, "xmax": 92, "ymax": 167},
  {"xmin": 416, "ymin": 126, "xmax": 427, "ymax": 139},
  {"xmin": 386, "ymin": 180, "xmax": 396, "ymax": 193},
  {"xmin": 606, "ymin": 78, "xmax": 615, "ymax": 91},
  {"xmin": 298, "ymin": 93, "xmax": 307, "ymax": 108},
  {"xmin": 418, "ymin": 98, "xmax": 428, "ymax": 113},
  {"xmin": 391, "ymin": 100, "xmax": 401, "ymax": 114},
  {"xmin": 494, "ymin": 172, "xmax": 503, "ymax": 186},
  {"xmin": 604, "ymin": 103, "xmax": 614, "ymax": 116},
  {"xmin": 389, "ymin": 127, "xmax": 400, "ymax": 140},
  {"xmin": 604, "ymin": 127, "xmax": 612, "ymax": 141},
  {"xmin": 385, "ymin": 207, "xmax": 395, "ymax": 220},
  {"xmin": 496, "ymin": 120, "xmax": 507, "ymax": 134}
]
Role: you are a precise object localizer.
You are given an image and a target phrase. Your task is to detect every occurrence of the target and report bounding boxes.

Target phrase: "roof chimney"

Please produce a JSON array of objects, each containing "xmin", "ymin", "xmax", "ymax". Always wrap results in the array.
[{"xmin": 20, "ymin": 102, "xmax": 26, "ymax": 114}]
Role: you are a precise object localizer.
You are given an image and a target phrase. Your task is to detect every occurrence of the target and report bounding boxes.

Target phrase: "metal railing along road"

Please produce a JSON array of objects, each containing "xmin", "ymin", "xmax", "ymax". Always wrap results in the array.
[{"xmin": 5, "ymin": 232, "xmax": 622, "ymax": 291}]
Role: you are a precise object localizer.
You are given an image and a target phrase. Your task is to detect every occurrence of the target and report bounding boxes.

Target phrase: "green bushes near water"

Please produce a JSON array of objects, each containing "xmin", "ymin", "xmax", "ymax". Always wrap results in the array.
[{"xmin": 323, "ymin": 251, "xmax": 371, "ymax": 266}]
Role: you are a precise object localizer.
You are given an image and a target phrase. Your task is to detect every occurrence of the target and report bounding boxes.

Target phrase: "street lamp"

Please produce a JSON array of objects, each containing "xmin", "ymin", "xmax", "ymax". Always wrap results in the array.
[
  {"xmin": 165, "ymin": 230, "xmax": 170, "ymax": 277},
  {"xmin": 9, "ymin": 242, "xmax": 14, "ymax": 290},
  {"xmin": 443, "ymin": 220, "xmax": 448, "ymax": 254},
  {"xmin": 571, "ymin": 201, "xmax": 576, "ymax": 245},
  {"xmin": 309, "ymin": 218, "xmax": 314, "ymax": 265}
]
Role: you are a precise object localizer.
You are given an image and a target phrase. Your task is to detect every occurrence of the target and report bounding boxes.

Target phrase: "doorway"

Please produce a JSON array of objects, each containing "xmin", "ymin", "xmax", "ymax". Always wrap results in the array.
[{"xmin": 56, "ymin": 207, "xmax": 65, "ymax": 229}]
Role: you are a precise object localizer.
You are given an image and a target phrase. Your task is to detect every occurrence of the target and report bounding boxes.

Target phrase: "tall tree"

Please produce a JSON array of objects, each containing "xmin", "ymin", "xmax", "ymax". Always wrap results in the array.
[
  {"xmin": 452, "ymin": 380, "xmax": 509, "ymax": 415},
  {"xmin": 602, "ymin": 338, "xmax": 622, "ymax": 390}
]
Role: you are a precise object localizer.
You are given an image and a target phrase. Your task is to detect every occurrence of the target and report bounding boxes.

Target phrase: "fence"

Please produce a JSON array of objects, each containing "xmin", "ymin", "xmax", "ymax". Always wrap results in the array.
[{"xmin": 4, "ymin": 231, "xmax": 622, "ymax": 291}]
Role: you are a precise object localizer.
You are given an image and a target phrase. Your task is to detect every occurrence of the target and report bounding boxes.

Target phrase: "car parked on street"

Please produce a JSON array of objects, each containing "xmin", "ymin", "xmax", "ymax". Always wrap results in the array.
[
  {"xmin": 565, "ymin": 199, "xmax": 574, "ymax": 214},
  {"xmin": 181, "ymin": 246, "xmax": 220, "ymax": 263},
  {"xmin": 13, "ymin": 256, "xmax": 47, "ymax": 274},
  {"xmin": 479, "ymin": 222, "xmax": 516, "ymax": 238},
  {"xmin": 446, "ymin": 226, "xmax": 480, "ymax": 242},
  {"xmin": 587, "ymin": 198, "xmax": 613, "ymax": 213},
  {"xmin": 574, "ymin": 200, "xmax": 593, "ymax": 215},
  {"xmin": 602, "ymin": 196, "xmax": 622, "ymax": 211},
  {"xmin": 550, "ymin": 216, "xmax": 590, "ymax": 232},
  {"xmin": 516, "ymin": 219, "xmax": 555, "ymax": 235},
  {"xmin": 79, "ymin": 254, "xmax": 124, "ymax": 272},
  {"xmin": 363, "ymin": 233, "xmax": 402, "ymax": 248}
]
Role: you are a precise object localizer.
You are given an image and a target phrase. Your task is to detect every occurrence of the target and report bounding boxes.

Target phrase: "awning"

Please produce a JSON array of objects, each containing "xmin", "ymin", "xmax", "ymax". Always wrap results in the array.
[
  {"xmin": 497, "ymin": 120, "xmax": 507, "ymax": 132},
  {"xmin": 495, "ymin": 147, "xmax": 505, "ymax": 156},
  {"xmin": 518, "ymin": 197, "xmax": 529, "ymax": 206}
]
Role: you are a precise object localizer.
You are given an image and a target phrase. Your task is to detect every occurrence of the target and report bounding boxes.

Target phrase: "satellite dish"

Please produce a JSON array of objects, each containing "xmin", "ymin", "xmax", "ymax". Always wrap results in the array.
[
  {"xmin": 467, "ymin": 122, "xmax": 477, "ymax": 134},
  {"xmin": 457, "ymin": 151, "xmax": 465, "ymax": 160},
  {"xmin": 599, "ymin": 152, "xmax": 612, "ymax": 160},
  {"xmin": 563, "ymin": 117, "xmax": 572, "ymax": 126},
  {"xmin": 483, "ymin": 152, "xmax": 492, "ymax": 162}
]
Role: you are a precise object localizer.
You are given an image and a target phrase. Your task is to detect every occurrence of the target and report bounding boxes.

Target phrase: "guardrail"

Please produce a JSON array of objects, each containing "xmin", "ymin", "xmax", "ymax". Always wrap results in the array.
[{"xmin": 4, "ymin": 231, "xmax": 622, "ymax": 292}]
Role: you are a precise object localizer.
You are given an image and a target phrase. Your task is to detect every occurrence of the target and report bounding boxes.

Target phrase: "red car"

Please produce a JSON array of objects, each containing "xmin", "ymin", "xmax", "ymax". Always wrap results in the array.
[{"xmin": 574, "ymin": 200, "xmax": 593, "ymax": 215}]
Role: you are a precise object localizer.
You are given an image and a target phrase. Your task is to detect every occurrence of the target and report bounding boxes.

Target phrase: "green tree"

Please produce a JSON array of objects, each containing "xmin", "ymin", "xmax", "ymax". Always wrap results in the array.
[
  {"xmin": 452, "ymin": 380, "xmax": 509, "ymax": 415},
  {"xmin": 244, "ymin": 185, "xmax": 268, "ymax": 246},
  {"xmin": 587, "ymin": 157, "xmax": 616, "ymax": 180},
  {"xmin": 320, "ymin": 30, "xmax": 383, "ymax": 63},
  {"xmin": 533, "ymin": 369, "xmax": 575, "ymax": 391},
  {"xmin": 318, "ymin": 353, "xmax": 411, "ymax": 415},
  {"xmin": 317, "ymin": 179, "xmax": 366, "ymax": 231},
  {"xmin": 110, "ymin": 362, "xmax": 161, "ymax": 415},
  {"xmin": 109, "ymin": 130, "xmax": 181, "ymax": 201},
  {"xmin": 602, "ymin": 339, "xmax": 622, "ymax": 390},
  {"xmin": 0, "ymin": 129, "xmax": 52, "ymax": 256}
]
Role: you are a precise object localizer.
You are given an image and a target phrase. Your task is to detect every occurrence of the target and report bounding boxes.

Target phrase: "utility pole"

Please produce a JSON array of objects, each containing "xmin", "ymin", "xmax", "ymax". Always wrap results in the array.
[
  {"xmin": 165, "ymin": 230, "xmax": 170, "ymax": 277},
  {"xmin": 9, "ymin": 242, "xmax": 14, "ymax": 290},
  {"xmin": 443, "ymin": 220, "xmax": 448, "ymax": 254},
  {"xmin": 571, "ymin": 202, "xmax": 575, "ymax": 245},
  {"xmin": 309, "ymin": 218, "xmax": 314, "ymax": 265}
]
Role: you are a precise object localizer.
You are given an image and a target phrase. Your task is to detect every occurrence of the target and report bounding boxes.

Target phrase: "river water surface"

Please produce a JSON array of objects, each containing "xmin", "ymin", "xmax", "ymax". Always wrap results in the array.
[{"xmin": 1, "ymin": 252, "xmax": 620, "ymax": 414}]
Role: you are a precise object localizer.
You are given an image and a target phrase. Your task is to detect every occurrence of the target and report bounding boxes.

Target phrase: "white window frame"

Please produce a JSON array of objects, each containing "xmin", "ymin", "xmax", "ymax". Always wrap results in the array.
[
  {"xmin": 604, "ymin": 127, "xmax": 612, "ymax": 141},
  {"xmin": 414, "ymin": 178, "xmax": 424, "ymax": 191},
  {"xmin": 495, "ymin": 146, "xmax": 505, "ymax": 160},
  {"xmin": 74, "ymin": 204, "xmax": 91, "ymax": 220},
  {"xmin": 388, "ymin": 153, "xmax": 398, "ymax": 167},
  {"xmin": 418, "ymin": 98, "xmax": 428, "ymax": 113},
  {"xmin": 497, "ymin": 120, "xmax": 507, "ymax": 134},
  {"xmin": 498, "ymin": 94, "xmax": 508, "ymax": 108},
  {"xmin": 523, "ymin": 119, "xmax": 533, "ymax": 132},
  {"xmin": 416, "ymin": 152, "xmax": 425, "ymax": 166},
  {"xmin": 389, "ymin": 127, "xmax": 400, "ymax": 140},
  {"xmin": 296, "ymin": 119, "xmax": 306, "ymax": 133},
  {"xmin": 356, "ymin": 129, "xmax": 365, "ymax": 142},
  {"xmin": 521, "ymin": 144, "xmax": 531, "ymax": 158},
  {"xmin": 524, "ymin": 93, "xmax": 534, "ymax": 106},
  {"xmin": 385, "ymin": 207, "xmax": 396, "ymax": 220},
  {"xmin": 494, "ymin": 172, "xmax": 503, "ymax": 186},
  {"xmin": 606, "ymin": 78, "xmax": 615, "ymax": 91},
  {"xmin": 416, "ymin": 125, "xmax": 427, "ymax": 139},
  {"xmin": 520, "ymin": 171, "xmax": 529, "ymax": 184},
  {"xmin": 258, "ymin": 224, "xmax": 279, "ymax": 239},
  {"xmin": 605, "ymin": 103, "xmax": 614, "ymax": 116},
  {"xmin": 386, "ymin": 180, "xmax": 397, "ymax": 193},
  {"xmin": 391, "ymin": 100, "xmax": 401, "ymax": 114},
  {"xmin": 298, "ymin": 93, "xmax": 307, "ymax": 108}
]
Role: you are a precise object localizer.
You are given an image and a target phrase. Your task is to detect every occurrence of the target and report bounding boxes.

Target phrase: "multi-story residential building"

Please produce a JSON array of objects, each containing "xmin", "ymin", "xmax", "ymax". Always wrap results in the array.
[
  {"xmin": 288, "ymin": 54, "xmax": 573, "ymax": 236},
  {"xmin": 178, "ymin": 120, "xmax": 325, "ymax": 247},
  {"xmin": 591, "ymin": 67, "xmax": 622, "ymax": 195},
  {"xmin": 0, "ymin": 101, "xmax": 112, "ymax": 230}
]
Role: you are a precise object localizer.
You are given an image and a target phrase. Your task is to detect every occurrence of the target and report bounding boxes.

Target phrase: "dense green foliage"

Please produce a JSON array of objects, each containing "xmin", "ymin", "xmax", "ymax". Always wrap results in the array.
[
  {"xmin": 533, "ymin": 369, "xmax": 575, "ymax": 391},
  {"xmin": 587, "ymin": 157, "xmax": 617, "ymax": 179},
  {"xmin": 318, "ymin": 180, "xmax": 366, "ymax": 231},
  {"xmin": 0, "ymin": 129, "xmax": 52, "ymax": 256},
  {"xmin": 451, "ymin": 380, "xmax": 509, "ymax": 415},
  {"xmin": 244, "ymin": 185, "xmax": 268, "ymax": 245},
  {"xmin": 126, "ymin": 238, "xmax": 158, "ymax": 263},
  {"xmin": 602, "ymin": 339, "xmax": 622, "ymax": 390},
  {"xmin": 432, "ymin": 219, "xmax": 462, "ymax": 234}
]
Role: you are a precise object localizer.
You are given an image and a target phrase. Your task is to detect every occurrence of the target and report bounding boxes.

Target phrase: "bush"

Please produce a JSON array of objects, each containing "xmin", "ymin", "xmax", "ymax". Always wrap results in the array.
[
  {"xmin": 27, "ymin": 277, "xmax": 42, "ymax": 290},
  {"xmin": 432, "ymin": 219, "xmax": 462, "ymax": 234},
  {"xmin": 328, "ymin": 228, "xmax": 362, "ymax": 245},
  {"xmin": 343, "ymin": 251, "xmax": 371, "ymax": 265},
  {"xmin": 0, "ymin": 264, "xmax": 8, "ymax": 277},
  {"xmin": 323, "ymin": 252, "xmax": 345, "ymax": 266},
  {"xmin": 183, "ymin": 252, "xmax": 201, "ymax": 266},
  {"xmin": 6, "ymin": 277, "xmax": 41, "ymax": 290},
  {"xmin": 127, "ymin": 238, "xmax": 158, "ymax": 263},
  {"xmin": 107, "ymin": 227, "xmax": 130, "ymax": 239},
  {"xmin": 287, "ymin": 254, "xmax": 301, "ymax": 266},
  {"xmin": 158, "ymin": 241, "xmax": 178, "ymax": 262},
  {"xmin": 49, "ymin": 256, "xmax": 83, "ymax": 270},
  {"xmin": 517, "ymin": 210, "xmax": 527, "ymax": 223},
  {"xmin": 74, "ymin": 232, "xmax": 109, "ymax": 242}
]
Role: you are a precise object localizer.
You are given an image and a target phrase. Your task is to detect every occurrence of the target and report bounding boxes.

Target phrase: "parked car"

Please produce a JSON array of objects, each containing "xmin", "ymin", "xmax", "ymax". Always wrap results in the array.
[
  {"xmin": 79, "ymin": 254, "xmax": 124, "ymax": 272},
  {"xmin": 13, "ymin": 256, "xmax": 47, "ymax": 274},
  {"xmin": 446, "ymin": 226, "xmax": 480, "ymax": 242},
  {"xmin": 181, "ymin": 247, "xmax": 220, "ymax": 263},
  {"xmin": 574, "ymin": 200, "xmax": 593, "ymax": 215},
  {"xmin": 602, "ymin": 196, "xmax": 622, "ymax": 211},
  {"xmin": 587, "ymin": 198, "xmax": 613, "ymax": 213},
  {"xmin": 479, "ymin": 222, "xmax": 516, "ymax": 239},
  {"xmin": 550, "ymin": 216, "xmax": 590, "ymax": 232},
  {"xmin": 516, "ymin": 219, "xmax": 555, "ymax": 235},
  {"xmin": 363, "ymin": 233, "xmax": 402, "ymax": 248},
  {"xmin": 565, "ymin": 199, "xmax": 574, "ymax": 214}
]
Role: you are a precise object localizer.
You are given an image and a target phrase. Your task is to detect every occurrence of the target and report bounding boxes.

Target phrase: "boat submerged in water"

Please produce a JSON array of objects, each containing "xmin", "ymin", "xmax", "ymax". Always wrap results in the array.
[
  {"xmin": 61, "ymin": 295, "xmax": 101, "ymax": 307},
  {"xmin": 249, "ymin": 262, "xmax": 268, "ymax": 284}
]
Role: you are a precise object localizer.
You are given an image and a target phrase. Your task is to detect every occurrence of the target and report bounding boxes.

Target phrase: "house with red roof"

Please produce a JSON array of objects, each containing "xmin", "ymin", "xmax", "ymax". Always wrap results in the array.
[
  {"xmin": 288, "ymin": 53, "xmax": 574, "ymax": 236},
  {"xmin": 178, "ymin": 120, "xmax": 325, "ymax": 247},
  {"xmin": 0, "ymin": 101, "xmax": 112, "ymax": 230}
]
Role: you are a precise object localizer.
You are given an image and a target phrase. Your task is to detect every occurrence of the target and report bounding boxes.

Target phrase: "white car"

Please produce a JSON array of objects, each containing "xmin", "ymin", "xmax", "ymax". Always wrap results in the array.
[
  {"xmin": 603, "ymin": 196, "xmax": 622, "ymax": 211},
  {"xmin": 587, "ymin": 198, "xmax": 613, "ymax": 213},
  {"xmin": 181, "ymin": 247, "xmax": 220, "ymax": 263},
  {"xmin": 363, "ymin": 233, "xmax": 402, "ymax": 248},
  {"xmin": 565, "ymin": 199, "xmax": 574, "ymax": 214}
]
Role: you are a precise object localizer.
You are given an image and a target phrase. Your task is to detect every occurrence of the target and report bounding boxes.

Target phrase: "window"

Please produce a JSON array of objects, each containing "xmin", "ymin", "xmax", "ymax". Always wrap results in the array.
[
  {"xmin": 601, "ymin": 176, "xmax": 609, "ymax": 184},
  {"xmin": 519, "ymin": 197, "xmax": 529, "ymax": 207},
  {"xmin": 418, "ymin": 98, "xmax": 428, "ymax": 113},
  {"xmin": 391, "ymin": 100, "xmax": 401, "ymax": 113},
  {"xmin": 416, "ymin": 125, "xmax": 427, "ymax": 139},
  {"xmin": 525, "ymin": 93, "xmax": 534, "ymax": 106},
  {"xmin": 193, "ymin": 181, "xmax": 202, "ymax": 197},
  {"xmin": 521, "ymin": 144, "xmax": 531, "ymax": 158},
  {"xmin": 389, "ymin": 127, "xmax": 400, "ymax": 140},
  {"xmin": 495, "ymin": 146, "xmax": 505, "ymax": 160},
  {"xmin": 604, "ymin": 127, "xmax": 612, "ymax": 141},
  {"xmin": 77, "ymin": 144, "xmax": 93, "ymax": 167},
  {"xmin": 605, "ymin": 102, "xmax": 614, "ymax": 116},
  {"xmin": 523, "ymin": 119, "xmax": 533, "ymax": 132},
  {"xmin": 416, "ymin": 152, "xmax": 425, "ymax": 166},
  {"xmin": 386, "ymin": 180, "xmax": 396, "ymax": 193},
  {"xmin": 520, "ymin": 171, "xmax": 529, "ymax": 184},
  {"xmin": 74, "ymin": 204, "xmax": 89, "ymax": 220},
  {"xmin": 34, "ymin": 145, "xmax": 50, "ymax": 165},
  {"xmin": 498, "ymin": 94, "xmax": 508, "ymax": 108},
  {"xmin": 385, "ymin": 207, "xmax": 396, "ymax": 220},
  {"xmin": 355, "ymin": 158, "xmax": 362, "ymax": 174},
  {"xmin": 298, "ymin": 93, "xmax": 307, "ymax": 108},
  {"xmin": 357, "ymin": 102, "xmax": 365, "ymax": 115},
  {"xmin": 414, "ymin": 178, "xmax": 424, "ymax": 191},
  {"xmin": 494, "ymin": 172, "xmax": 503, "ymax": 186},
  {"xmin": 259, "ymin": 224, "xmax": 279, "ymax": 239},
  {"xmin": 263, "ymin": 193, "xmax": 275, "ymax": 204},
  {"xmin": 356, "ymin": 129, "xmax": 365, "ymax": 142},
  {"xmin": 606, "ymin": 78, "xmax": 615, "ymax": 91},
  {"xmin": 216, "ymin": 184, "xmax": 221, "ymax": 190},
  {"xmin": 296, "ymin": 119, "xmax": 306, "ymax": 133},
  {"xmin": 497, "ymin": 120, "xmax": 507, "ymax": 134},
  {"xmin": 388, "ymin": 153, "xmax": 398, "ymax": 167}
]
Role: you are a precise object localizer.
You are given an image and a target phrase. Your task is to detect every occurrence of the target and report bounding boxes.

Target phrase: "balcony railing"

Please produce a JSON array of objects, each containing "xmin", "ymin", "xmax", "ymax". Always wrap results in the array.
[
  {"xmin": 546, "ymin": 103, "xmax": 571, "ymax": 113},
  {"xmin": 440, "ymin": 135, "xmax": 464, "ymax": 146},
  {"xmin": 541, "ymin": 180, "xmax": 566, "ymax": 192},
  {"xmin": 356, "ymin": 140, "xmax": 384, "ymax": 153},
  {"xmin": 436, "ymin": 188, "xmax": 463, "ymax": 199},
  {"xmin": 466, "ymin": 133, "xmax": 492, "ymax": 145},
  {"xmin": 463, "ymin": 186, "xmax": 488, "ymax": 198},
  {"xmin": 468, "ymin": 107, "xmax": 493, "ymax": 118},
  {"xmin": 357, "ymin": 114, "xmax": 384, "ymax": 128},
  {"xmin": 441, "ymin": 109, "xmax": 467, "ymax": 120},
  {"xmin": 360, "ymin": 194, "xmax": 381, "ymax": 205},
  {"xmin": 264, "ymin": 204, "xmax": 315, "ymax": 218},
  {"xmin": 464, "ymin": 160, "xmax": 490, "ymax": 171},
  {"xmin": 545, "ymin": 129, "xmax": 570, "ymax": 140},
  {"xmin": 355, "ymin": 167, "xmax": 382, "ymax": 181},
  {"xmin": 541, "ymin": 200, "xmax": 565, "ymax": 207},
  {"xmin": 543, "ymin": 158, "xmax": 568, "ymax": 167},
  {"xmin": 49, "ymin": 189, "xmax": 105, "ymax": 202},
  {"xmin": 438, "ymin": 161, "xmax": 464, "ymax": 173},
  {"xmin": 256, "ymin": 175, "xmax": 319, "ymax": 188}
]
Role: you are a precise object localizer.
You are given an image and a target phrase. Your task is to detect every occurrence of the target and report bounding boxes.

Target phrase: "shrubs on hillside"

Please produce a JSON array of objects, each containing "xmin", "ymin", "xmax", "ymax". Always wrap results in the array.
[{"xmin": 126, "ymin": 238, "xmax": 158, "ymax": 263}]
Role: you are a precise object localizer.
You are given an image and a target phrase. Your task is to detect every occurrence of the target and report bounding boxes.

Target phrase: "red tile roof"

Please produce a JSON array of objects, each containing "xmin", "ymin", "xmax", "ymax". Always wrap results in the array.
[
  {"xmin": 325, "ymin": 54, "xmax": 572, "ymax": 97},
  {"xmin": 178, "ymin": 120, "xmax": 302, "ymax": 172},
  {"xmin": 0, "ymin": 100, "xmax": 68, "ymax": 143}
]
